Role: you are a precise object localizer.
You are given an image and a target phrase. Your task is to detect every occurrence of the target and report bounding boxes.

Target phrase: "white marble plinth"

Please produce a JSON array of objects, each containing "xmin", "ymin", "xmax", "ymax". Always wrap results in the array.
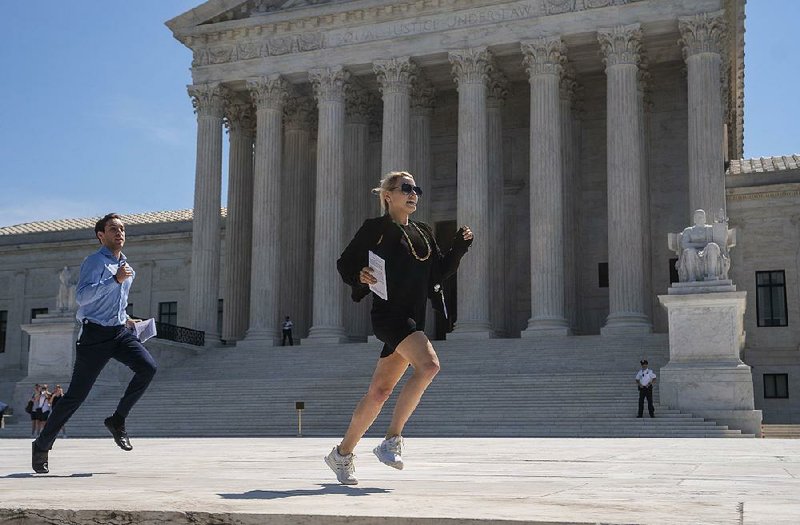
[
  {"xmin": 658, "ymin": 291, "xmax": 762, "ymax": 436},
  {"xmin": 21, "ymin": 313, "xmax": 79, "ymax": 380},
  {"xmin": 668, "ymin": 280, "xmax": 736, "ymax": 295},
  {"xmin": 447, "ymin": 327, "xmax": 494, "ymax": 340}
]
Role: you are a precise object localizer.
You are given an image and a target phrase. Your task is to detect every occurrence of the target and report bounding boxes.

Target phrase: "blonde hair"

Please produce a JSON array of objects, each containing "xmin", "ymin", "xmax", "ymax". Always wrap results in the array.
[{"xmin": 371, "ymin": 171, "xmax": 414, "ymax": 215}]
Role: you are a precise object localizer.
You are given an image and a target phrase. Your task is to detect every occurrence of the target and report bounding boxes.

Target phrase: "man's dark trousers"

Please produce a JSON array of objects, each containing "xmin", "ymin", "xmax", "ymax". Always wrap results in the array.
[
  {"xmin": 34, "ymin": 322, "xmax": 157, "ymax": 451},
  {"xmin": 638, "ymin": 385, "xmax": 655, "ymax": 417},
  {"xmin": 282, "ymin": 329, "xmax": 293, "ymax": 346}
]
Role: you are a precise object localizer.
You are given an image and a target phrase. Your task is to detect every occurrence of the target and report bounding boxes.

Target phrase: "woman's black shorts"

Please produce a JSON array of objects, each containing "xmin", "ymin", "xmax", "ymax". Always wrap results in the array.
[{"xmin": 372, "ymin": 315, "xmax": 419, "ymax": 358}]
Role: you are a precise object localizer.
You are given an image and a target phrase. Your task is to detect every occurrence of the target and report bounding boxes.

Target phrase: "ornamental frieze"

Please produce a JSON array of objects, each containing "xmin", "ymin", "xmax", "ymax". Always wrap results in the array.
[{"xmin": 190, "ymin": 0, "xmax": 637, "ymax": 67}]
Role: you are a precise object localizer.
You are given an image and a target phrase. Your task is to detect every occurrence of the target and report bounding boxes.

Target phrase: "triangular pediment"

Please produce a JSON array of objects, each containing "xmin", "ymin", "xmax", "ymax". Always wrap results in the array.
[{"xmin": 166, "ymin": 0, "xmax": 340, "ymax": 32}]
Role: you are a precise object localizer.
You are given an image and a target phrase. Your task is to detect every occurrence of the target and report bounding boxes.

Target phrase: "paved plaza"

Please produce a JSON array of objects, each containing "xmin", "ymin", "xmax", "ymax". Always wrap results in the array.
[{"xmin": 1, "ymin": 437, "xmax": 798, "ymax": 524}]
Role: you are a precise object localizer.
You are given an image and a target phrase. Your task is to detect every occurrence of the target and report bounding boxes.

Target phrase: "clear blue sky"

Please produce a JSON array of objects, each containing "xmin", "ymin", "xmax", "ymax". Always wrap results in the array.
[{"xmin": 0, "ymin": 1, "xmax": 797, "ymax": 228}]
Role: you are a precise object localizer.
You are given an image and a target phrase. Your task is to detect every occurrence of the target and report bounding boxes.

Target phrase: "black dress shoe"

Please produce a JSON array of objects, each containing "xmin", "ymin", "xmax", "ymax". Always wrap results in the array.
[
  {"xmin": 104, "ymin": 417, "xmax": 133, "ymax": 451},
  {"xmin": 32, "ymin": 442, "xmax": 49, "ymax": 474}
]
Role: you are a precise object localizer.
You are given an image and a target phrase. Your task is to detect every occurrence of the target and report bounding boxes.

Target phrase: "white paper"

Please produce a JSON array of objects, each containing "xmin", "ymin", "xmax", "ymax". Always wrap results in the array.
[
  {"xmin": 134, "ymin": 318, "xmax": 157, "ymax": 343},
  {"xmin": 368, "ymin": 250, "xmax": 388, "ymax": 301}
]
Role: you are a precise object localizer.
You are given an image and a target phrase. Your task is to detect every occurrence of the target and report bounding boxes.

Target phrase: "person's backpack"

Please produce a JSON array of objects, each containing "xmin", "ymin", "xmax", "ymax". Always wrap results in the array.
[{"xmin": 25, "ymin": 400, "xmax": 33, "ymax": 414}]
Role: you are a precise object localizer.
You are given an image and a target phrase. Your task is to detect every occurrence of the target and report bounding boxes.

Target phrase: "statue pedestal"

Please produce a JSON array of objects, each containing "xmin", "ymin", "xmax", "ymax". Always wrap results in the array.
[
  {"xmin": 657, "ymin": 291, "xmax": 762, "ymax": 436},
  {"xmin": 21, "ymin": 312, "xmax": 80, "ymax": 381}
]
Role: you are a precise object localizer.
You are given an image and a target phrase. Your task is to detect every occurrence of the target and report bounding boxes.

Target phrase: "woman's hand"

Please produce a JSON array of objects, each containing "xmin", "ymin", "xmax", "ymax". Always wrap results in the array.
[
  {"xmin": 460, "ymin": 226, "xmax": 473, "ymax": 241},
  {"xmin": 359, "ymin": 266, "xmax": 377, "ymax": 285}
]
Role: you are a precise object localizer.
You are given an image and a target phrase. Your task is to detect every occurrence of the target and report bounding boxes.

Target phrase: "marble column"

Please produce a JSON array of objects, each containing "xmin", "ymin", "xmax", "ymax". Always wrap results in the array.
[
  {"xmin": 307, "ymin": 66, "xmax": 349, "ymax": 344},
  {"xmin": 344, "ymin": 83, "xmax": 373, "ymax": 341},
  {"xmin": 187, "ymin": 83, "xmax": 228, "ymax": 343},
  {"xmin": 222, "ymin": 100, "xmax": 255, "ymax": 342},
  {"xmin": 598, "ymin": 24, "xmax": 652, "ymax": 335},
  {"xmin": 9, "ymin": 271, "xmax": 27, "ymax": 369},
  {"xmin": 521, "ymin": 37, "xmax": 570, "ymax": 336},
  {"xmin": 639, "ymin": 62, "xmax": 654, "ymax": 321},
  {"xmin": 679, "ymin": 10, "xmax": 727, "ymax": 218},
  {"xmin": 560, "ymin": 68, "xmax": 580, "ymax": 332},
  {"xmin": 374, "ymin": 57, "xmax": 414, "ymax": 175},
  {"xmin": 410, "ymin": 73, "xmax": 435, "ymax": 225},
  {"xmin": 280, "ymin": 95, "xmax": 315, "ymax": 339},
  {"xmin": 410, "ymin": 73, "xmax": 436, "ymax": 337},
  {"xmin": 448, "ymin": 48, "xmax": 492, "ymax": 338},
  {"xmin": 241, "ymin": 76, "xmax": 289, "ymax": 347},
  {"xmin": 487, "ymin": 70, "xmax": 507, "ymax": 337}
]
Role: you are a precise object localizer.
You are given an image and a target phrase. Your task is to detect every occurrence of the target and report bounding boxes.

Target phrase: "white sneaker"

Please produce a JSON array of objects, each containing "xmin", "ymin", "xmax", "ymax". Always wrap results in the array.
[
  {"xmin": 373, "ymin": 436, "xmax": 404, "ymax": 470},
  {"xmin": 325, "ymin": 446, "xmax": 358, "ymax": 485}
]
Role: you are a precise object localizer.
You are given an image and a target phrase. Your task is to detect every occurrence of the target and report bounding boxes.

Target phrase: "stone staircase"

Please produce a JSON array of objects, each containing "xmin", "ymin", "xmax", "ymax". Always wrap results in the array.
[
  {"xmin": 0, "ymin": 334, "xmax": 753, "ymax": 438},
  {"xmin": 761, "ymin": 425, "xmax": 800, "ymax": 439}
]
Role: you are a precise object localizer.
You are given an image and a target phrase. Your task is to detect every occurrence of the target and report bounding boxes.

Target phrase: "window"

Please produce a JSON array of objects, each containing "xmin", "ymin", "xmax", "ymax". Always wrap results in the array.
[
  {"xmin": 764, "ymin": 374, "xmax": 789, "ymax": 399},
  {"xmin": 158, "ymin": 302, "xmax": 178, "ymax": 326},
  {"xmin": 669, "ymin": 258, "xmax": 679, "ymax": 284},
  {"xmin": 756, "ymin": 271, "xmax": 788, "ymax": 327},
  {"xmin": 598, "ymin": 263, "xmax": 609, "ymax": 288},
  {"xmin": 31, "ymin": 308, "xmax": 48, "ymax": 321},
  {"xmin": 0, "ymin": 310, "xmax": 7, "ymax": 354}
]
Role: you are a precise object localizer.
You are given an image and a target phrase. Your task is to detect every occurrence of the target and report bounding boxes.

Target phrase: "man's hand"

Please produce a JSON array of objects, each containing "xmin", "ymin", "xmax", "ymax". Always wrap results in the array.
[
  {"xmin": 359, "ymin": 267, "xmax": 377, "ymax": 285},
  {"xmin": 115, "ymin": 264, "xmax": 133, "ymax": 284}
]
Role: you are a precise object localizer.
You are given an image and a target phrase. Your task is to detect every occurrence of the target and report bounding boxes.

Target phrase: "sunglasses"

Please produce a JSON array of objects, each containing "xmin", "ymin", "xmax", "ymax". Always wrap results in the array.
[{"xmin": 394, "ymin": 183, "xmax": 423, "ymax": 196}]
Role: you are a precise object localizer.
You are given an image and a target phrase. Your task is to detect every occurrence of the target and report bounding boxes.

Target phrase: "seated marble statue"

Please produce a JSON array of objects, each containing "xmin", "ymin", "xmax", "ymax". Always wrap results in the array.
[{"xmin": 668, "ymin": 209, "xmax": 736, "ymax": 283}]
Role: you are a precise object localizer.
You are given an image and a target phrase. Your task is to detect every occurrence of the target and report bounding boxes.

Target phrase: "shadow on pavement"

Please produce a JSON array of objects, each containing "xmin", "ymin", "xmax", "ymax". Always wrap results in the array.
[
  {"xmin": 219, "ymin": 484, "xmax": 392, "ymax": 499},
  {"xmin": 1, "ymin": 472, "xmax": 112, "ymax": 479}
]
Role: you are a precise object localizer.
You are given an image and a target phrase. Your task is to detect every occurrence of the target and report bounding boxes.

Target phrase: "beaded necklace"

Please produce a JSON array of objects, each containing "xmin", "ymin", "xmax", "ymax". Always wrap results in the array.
[{"xmin": 396, "ymin": 221, "xmax": 431, "ymax": 261}]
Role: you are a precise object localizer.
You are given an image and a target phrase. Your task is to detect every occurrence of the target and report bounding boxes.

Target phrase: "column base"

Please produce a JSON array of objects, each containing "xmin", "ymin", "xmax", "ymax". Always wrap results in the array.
[
  {"xmin": 367, "ymin": 335, "xmax": 382, "ymax": 344},
  {"xmin": 237, "ymin": 330, "xmax": 278, "ymax": 349},
  {"xmin": 521, "ymin": 317, "xmax": 571, "ymax": 337},
  {"xmin": 601, "ymin": 312, "xmax": 652, "ymax": 335},
  {"xmin": 448, "ymin": 321, "xmax": 494, "ymax": 340},
  {"xmin": 304, "ymin": 325, "xmax": 348, "ymax": 345}
]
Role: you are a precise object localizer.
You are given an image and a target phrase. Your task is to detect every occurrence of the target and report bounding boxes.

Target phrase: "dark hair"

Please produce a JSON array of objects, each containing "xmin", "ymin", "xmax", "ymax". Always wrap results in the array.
[{"xmin": 95, "ymin": 213, "xmax": 123, "ymax": 241}]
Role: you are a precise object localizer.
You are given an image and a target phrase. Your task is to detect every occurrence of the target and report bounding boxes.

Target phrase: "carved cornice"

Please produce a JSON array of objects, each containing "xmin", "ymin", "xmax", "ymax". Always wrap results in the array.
[
  {"xmin": 487, "ymin": 69, "xmax": 509, "ymax": 108},
  {"xmin": 521, "ymin": 36, "xmax": 566, "ymax": 78},
  {"xmin": 180, "ymin": 0, "xmax": 640, "ymax": 68},
  {"xmin": 309, "ymin": 66, "xmax": 350, "ymax": 103},
  {"xmin": 284, "ymin": 94, "xmax": 315, "ymax": 131},
  {"xmin": 598, "ymin": 24, "xmax": 642, "ymax": 68},
  {"xmin": 224, "ymin": 99, "xmax": 256, "ymax": 135},
  {"xmin": 373, "ymin": 57, "xmax": 416, "ymax": 96},
  {"xmin": 247, "ymin": 75, "xmax": 290, "ymax": 111},
  {"xmin": 679, "ymin": 10, "xmax": 727, "ymax": 59},
  {"xmin": 188, "ymin": 83, "xmax": 229, "ymax": 118},
  {"xmin": 449, "ymin": 47, "xmax": 492, "ymax": 87}
]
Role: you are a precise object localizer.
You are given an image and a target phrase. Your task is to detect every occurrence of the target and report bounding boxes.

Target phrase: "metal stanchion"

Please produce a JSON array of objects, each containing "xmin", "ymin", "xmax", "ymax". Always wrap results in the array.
[{"xmin": 296, "ymin": 401, "xmax": 304, "ymax": 437}]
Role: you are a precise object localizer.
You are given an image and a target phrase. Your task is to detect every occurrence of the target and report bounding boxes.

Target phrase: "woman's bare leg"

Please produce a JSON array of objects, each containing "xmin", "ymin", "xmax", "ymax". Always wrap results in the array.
[
  {"xmin": 339, "ymin": 351, "xmax": 410, "ymax": 455},
  {"xmin": 386, "ymin": 331, "xmax": 440, "ymax": 437}
]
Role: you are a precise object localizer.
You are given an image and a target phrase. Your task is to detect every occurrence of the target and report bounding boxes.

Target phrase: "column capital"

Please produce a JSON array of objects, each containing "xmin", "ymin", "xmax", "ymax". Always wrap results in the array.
[
  {"xmin": 373, "ymin": 57, "xmax": 416, "ymax": 95},
  {"xmin": 521, "ymin": 36, "xmax": 566, "ymax": 78},
  {"xmin": 284, "ymin": 94, "xmax": 315, "ymax": 131},
  {"xmin": 487, "ymin": 69, "xmax": 509, "ymax": 108},
  {"xmin": 247, "ymin": 75, "xmax": 290, "ymax": 111},
  {"xmin": 411, "ymin": 73, "xmax": 436, "ymax": 114},
  {"xmin": 188, "ymin": 83, "xmax": 228, "ymax": 118},
  {"xmin": 679, "ymin": 10, "xmax": 727, "ymax": 58},
  {"xmin": 346, "ymin": 82, "xmax": 376, "ymax": 123},
  {"xmin": 224, "ymin": 99, "xmax": 255, "ymax": 135},
  {"xmin": 309, "ymin": 66, "xmax": 350, "ymax": 103},
  {"xmin": 559, "ymin": 64, "xmax": 577, "ymax": 102},
  {"xmin": 598, "ymin": 24, "xmax": 643, "ymax": 68},
  {"xmin": 449, "ymin": 47, "xmax": 493, "ymax": 87}
]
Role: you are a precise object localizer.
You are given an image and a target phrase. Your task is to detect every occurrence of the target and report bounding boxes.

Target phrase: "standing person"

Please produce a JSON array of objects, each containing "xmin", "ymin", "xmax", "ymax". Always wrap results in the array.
[
  {"xmin": 635, "ymin": 359, "xmax": 657, "ymax": 418},
  {"xmin": 31, "ymin": 213, "xmax": 158, "ymax": 474},
  {"xmin": 50, "ymin": 385, "xmax": 66, "ymax": 438},
  {"xmin": 282, "ymin": 316, "xmax": 294, "ymax": 346},
  {"xmin": 325, "ymin": 171, "xmax": 473, "ymax": 485},
  {"xmin": 28, "ymin": 384, "xmax": 40, "ymax": 438},
  {"xmin": 34, "ymin": 384, "xmax": 52, "ymax": 438}
]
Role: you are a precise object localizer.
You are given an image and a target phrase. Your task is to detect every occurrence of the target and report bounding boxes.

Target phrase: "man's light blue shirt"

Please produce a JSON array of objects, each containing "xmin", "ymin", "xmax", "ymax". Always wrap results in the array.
[{"xmin": 75, "ymin": 246, "xmax": 135, "ymax": 326}]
